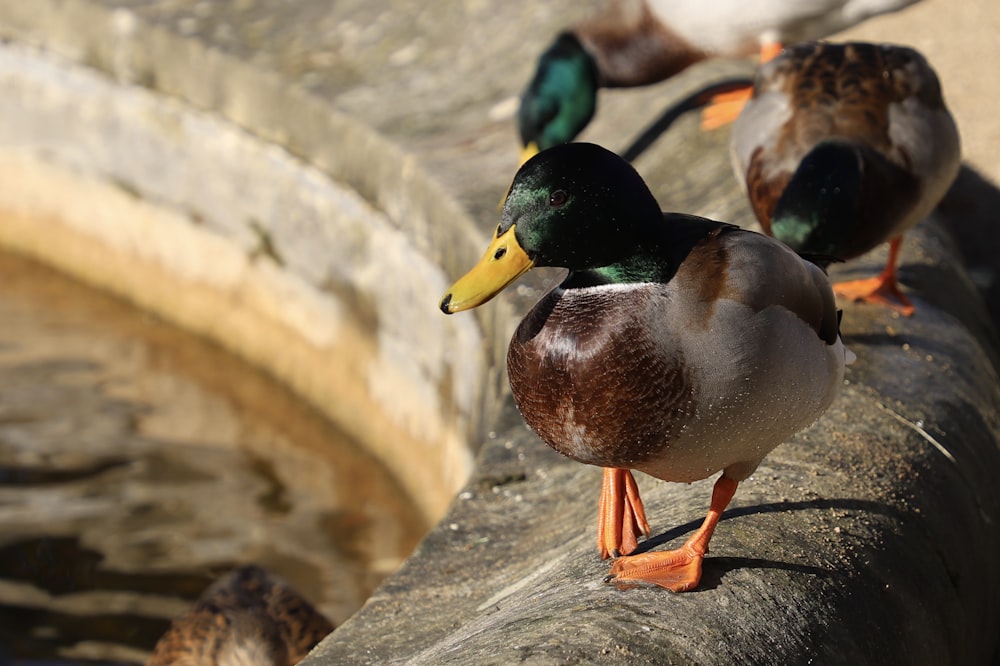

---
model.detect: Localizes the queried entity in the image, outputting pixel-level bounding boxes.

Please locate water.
[0,247,426,663]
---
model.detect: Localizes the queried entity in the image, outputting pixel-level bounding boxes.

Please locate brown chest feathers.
[507,286,694,468]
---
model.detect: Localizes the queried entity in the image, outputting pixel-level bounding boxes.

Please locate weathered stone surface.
[0,0,997,663]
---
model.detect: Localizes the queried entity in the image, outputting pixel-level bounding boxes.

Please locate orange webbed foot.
[833,276,915,317]
[699,87,753,130]
[596,468,650,559]
[606,544,705,592]
[834,237,914,317]
[605,475,739,592]
[699,42,782,131]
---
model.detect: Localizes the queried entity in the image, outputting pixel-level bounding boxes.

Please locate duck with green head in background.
[440,143,850,591]
[517,0,923,164]
[731,41,961,317]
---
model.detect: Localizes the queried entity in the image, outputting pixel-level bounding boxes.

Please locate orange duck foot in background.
[833,237,915,317]
[700,42,784,130]
[606,474,738,592]
[597,467,651,559]
[699,87,754,130]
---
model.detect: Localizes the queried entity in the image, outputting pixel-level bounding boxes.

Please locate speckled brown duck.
[440,143,849,591]
[517,0,923,162]
[731,41,961,316]
[147,565,333,666]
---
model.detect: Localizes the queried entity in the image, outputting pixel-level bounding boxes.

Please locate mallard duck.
[440,143,848,591]
[147,565,334,666]
[517,0,922,162]
[731,41,961,317]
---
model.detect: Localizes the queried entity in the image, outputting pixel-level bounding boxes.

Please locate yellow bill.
[519,142,540,167]
[440,225,534,314]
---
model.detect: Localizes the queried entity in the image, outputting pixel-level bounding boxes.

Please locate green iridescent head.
[440,143,663,314]
[517,33,599,162]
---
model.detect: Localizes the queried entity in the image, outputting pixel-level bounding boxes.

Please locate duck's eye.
[549,190,568,207]
[494,247,507,260]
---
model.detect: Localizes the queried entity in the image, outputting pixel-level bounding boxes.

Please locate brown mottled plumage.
[732,41,961,315]
[504,218,842,486]
[440,143,848,591]
[147,566,333,666]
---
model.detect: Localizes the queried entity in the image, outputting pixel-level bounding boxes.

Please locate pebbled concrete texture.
[0,0,997,663]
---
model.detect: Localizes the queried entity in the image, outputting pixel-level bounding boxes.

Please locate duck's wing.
[673,222,841,346]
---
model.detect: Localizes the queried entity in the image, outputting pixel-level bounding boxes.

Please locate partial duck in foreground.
[147,565,334,666]
[731,41,961,317]
[517,0,922,162]
[440,143,849,591]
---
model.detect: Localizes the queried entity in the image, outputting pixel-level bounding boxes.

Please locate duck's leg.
[606,474,738,592]
[833,237,915,317]
[597,468,650,559]
[700,41,783,130]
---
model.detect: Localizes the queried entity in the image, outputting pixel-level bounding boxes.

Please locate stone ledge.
[309,211,1000,663]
